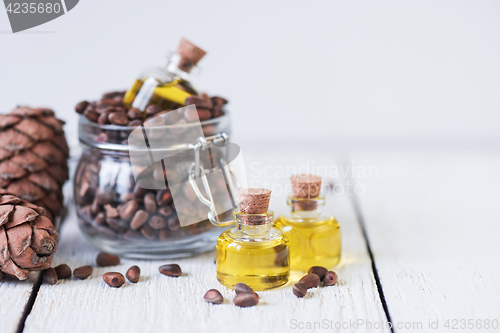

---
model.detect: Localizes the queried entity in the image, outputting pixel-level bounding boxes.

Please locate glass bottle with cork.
[123,38,206,112]
[216,189,290,291]
[274,175,341,272]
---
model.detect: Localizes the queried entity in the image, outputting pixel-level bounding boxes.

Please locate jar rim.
[78,113,228,131]
[78,112,231,151]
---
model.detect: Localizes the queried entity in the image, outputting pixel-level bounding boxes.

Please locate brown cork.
[176,38,207,73]
[238,188,271,214]
[290,174,322,198]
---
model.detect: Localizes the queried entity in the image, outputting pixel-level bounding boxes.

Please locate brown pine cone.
[0,107,69,223]
[0,190,58,280]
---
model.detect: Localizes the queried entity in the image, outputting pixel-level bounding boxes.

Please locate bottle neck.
[165,52,196,80]
[237,223,272,237]
[233,209,274,238]
[287,195,325,219]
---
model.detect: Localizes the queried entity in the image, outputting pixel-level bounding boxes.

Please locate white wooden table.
[2,145,499,333]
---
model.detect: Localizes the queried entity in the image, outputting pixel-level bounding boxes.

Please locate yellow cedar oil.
[123,38,205,111]
[274,213,341,272]
[123,77,197,111]
[216,210,290,291]
[274,174,341,272]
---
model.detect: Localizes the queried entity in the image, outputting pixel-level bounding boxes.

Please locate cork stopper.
[238,188,271,214]
[291,174,322,198]
[176,38,207,73]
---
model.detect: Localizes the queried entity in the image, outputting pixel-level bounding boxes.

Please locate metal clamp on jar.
[187,133,242,228]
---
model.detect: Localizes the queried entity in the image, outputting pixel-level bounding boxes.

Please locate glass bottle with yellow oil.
[274,175,341,272]
[216,189,290,291]
[123,38,206,112]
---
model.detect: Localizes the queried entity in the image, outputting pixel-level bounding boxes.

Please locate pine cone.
[0,190,58,280]
[0,107,69,223]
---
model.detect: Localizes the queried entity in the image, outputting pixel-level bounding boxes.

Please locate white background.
[1,0,499,149]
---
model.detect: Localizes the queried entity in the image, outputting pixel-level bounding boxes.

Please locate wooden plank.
[0,274,38,333]
[353,151,500,331]
[0,156,73,333]
[24,150,388,333]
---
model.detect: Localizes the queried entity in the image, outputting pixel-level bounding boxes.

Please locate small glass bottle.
[216,189,290,291]
[274,175,341,272]
[123,38,206,111]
